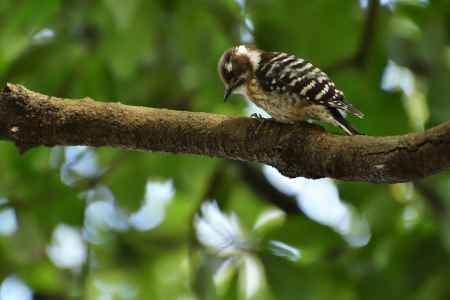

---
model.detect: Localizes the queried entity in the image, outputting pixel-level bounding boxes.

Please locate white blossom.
[195,201,248,257]
[194,201,300,299]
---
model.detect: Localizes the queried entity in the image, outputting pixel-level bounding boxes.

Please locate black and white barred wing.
[256,52,364,118]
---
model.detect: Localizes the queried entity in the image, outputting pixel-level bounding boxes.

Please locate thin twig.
[326,0,380,72]
[414,181,447,217]
[237,163,301,215]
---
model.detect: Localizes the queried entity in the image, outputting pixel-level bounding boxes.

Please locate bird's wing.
[256,53,364,118]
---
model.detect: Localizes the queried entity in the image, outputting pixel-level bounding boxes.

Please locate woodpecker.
[218,45,364,135]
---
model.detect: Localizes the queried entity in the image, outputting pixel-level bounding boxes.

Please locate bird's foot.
[250,113,273,136]
[251,113,267,121]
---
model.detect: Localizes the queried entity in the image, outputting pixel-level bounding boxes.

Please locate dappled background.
[1,0,450,299]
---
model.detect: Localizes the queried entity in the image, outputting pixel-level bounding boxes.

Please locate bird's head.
[218,45,261,101]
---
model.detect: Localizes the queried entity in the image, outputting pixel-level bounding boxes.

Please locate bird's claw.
[250,113,271,136]
[251,113,266,121]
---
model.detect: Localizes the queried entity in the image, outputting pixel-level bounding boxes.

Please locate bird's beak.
[224,86,233,102]
[224,78,244,102]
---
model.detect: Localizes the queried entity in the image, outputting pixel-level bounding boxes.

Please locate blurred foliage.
[0,0,450,300]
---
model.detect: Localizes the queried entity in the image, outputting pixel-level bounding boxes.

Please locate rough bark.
[1,83,449,183]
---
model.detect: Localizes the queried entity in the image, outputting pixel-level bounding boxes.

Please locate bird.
[217,45,364,135]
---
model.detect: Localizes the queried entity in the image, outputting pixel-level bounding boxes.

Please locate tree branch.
[326,0,379,72]
[1,83,449,183]
[414,181,447,217]
[237,163,300,214]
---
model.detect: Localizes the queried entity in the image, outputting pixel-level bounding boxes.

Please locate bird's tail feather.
[342,100,364,119]
[329,99,364,119]
[327,107,363,135]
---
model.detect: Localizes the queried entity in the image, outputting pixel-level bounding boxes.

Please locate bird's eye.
[231,60,244,77]
[220,63,233,83]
